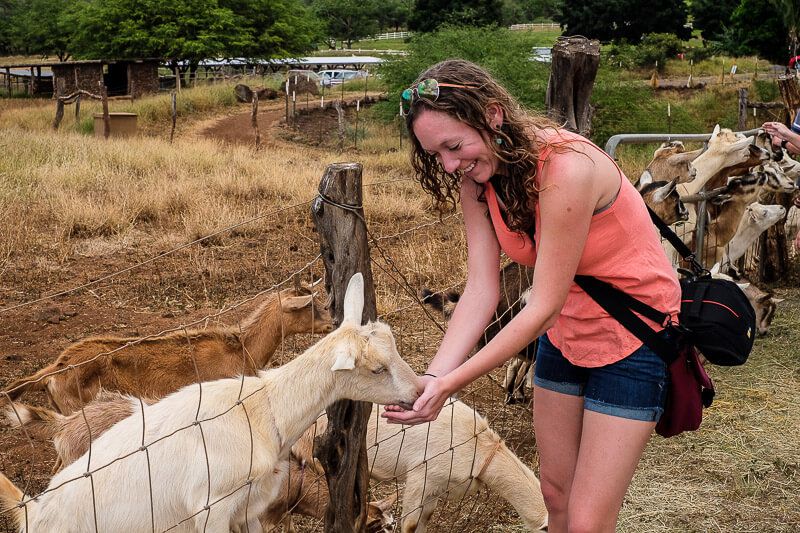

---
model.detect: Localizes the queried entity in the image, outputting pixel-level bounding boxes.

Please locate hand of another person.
[762,121,791,144]
[382,374,453,425]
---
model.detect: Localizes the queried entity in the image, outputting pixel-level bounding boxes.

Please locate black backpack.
[576,206,756,367]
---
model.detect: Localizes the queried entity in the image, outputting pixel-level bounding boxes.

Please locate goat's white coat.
[297,399,548,533]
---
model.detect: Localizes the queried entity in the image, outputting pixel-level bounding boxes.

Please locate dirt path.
[183,92,385,147]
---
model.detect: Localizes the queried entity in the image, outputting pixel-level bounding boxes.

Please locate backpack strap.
[646,205,708,276]
[574,275,679,364]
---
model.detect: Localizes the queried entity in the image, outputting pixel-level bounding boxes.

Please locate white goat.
[3,392,397,532]
[0,273,420,533]
[719,203,787,267]
[295,399,548,533]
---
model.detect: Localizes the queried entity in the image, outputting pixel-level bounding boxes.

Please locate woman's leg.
[566,412,655,533]
[533,385,584,532]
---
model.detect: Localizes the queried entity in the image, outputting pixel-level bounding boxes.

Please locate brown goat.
[3,392,395,531]
[637,140,701,186]
[3,286,333,414]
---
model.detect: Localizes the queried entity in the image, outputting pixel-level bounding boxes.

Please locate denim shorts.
[533,333,668,422]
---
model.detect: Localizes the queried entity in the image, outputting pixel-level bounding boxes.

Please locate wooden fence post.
[99,84,110,139]
[52,79,65,130]
[170,92,178,143]
[738,88,748,131]
[251,91,260,149]
[311,162,374,533]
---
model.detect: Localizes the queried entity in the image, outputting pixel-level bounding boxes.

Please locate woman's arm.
[424,177,502,378]
[385,142,611,424]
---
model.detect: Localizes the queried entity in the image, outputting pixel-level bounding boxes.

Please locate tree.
[311,0,380,48]
[502,0,562,25]
[220,0,322,58]
[70,0,241,63]
[8,0,73,60]
[378,0,413,32]
[409,0,504,33]
[689,0,740,42]
[556,0,690,43]
[773,0,799,55]
[721,0,788,63]
[68,0,320,75]
[0,0,13,55]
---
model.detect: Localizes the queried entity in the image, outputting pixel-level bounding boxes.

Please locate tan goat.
[637,140,701,186]
[3,284,333,414]
[3,392,396,531]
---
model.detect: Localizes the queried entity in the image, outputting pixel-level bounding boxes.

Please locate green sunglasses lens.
[401,88,413,115]
[417,79,439,97]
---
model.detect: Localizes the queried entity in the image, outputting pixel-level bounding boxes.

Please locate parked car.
[319,69,367,87]
[529,47,552,63]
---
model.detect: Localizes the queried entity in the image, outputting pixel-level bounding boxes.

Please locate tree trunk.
[311,162,376,533]
[545,36,601,137]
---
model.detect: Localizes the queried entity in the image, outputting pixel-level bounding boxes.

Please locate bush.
[375,25,552,120]
[608,33,688,71]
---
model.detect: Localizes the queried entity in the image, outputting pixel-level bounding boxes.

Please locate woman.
[382,59,681,532]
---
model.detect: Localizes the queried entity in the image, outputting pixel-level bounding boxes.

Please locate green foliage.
[68,0,319,63]
[311,0,380,48]
[8,0,73,60]
[689,0,739,42]
[751,79,780,102]
[557,0,690,43]
[606,33,685,70]
[409,0,503,33]
[719,0,788,64]
[501,0,562,24]
[375,26,551,119]
[0,0,12,54]
[377,0,413,32]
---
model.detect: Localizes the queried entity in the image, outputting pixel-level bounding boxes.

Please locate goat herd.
[0,125,797,532]
[0,275,548,532]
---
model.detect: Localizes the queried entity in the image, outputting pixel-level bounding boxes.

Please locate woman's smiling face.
[412,109,500,183]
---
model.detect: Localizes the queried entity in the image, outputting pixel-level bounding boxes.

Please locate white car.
[319,69,367,87]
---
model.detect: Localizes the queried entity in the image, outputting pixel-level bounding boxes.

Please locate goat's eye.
[372,366,386,375]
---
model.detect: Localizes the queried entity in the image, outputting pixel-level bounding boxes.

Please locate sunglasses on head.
[400,78,475,116]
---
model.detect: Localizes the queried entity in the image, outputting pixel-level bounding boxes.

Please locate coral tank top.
[484,130,681,367]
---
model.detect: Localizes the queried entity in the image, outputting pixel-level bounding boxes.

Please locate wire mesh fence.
[0,177,548,532]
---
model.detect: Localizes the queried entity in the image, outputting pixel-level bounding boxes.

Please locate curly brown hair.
[404,59,558,234]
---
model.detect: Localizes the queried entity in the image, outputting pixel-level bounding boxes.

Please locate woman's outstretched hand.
[382,374,454,425]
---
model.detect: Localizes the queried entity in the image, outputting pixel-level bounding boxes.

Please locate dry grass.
[0,87,798,532]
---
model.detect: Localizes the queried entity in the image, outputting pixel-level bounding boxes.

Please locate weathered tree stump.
[311,162,376,533]
[777,75,800,121]
[545,36,601,136]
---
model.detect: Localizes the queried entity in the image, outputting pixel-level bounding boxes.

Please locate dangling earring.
[494,125,504,145]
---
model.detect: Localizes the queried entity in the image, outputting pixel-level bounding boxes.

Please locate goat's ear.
[330,345,356,371]
[711,124,720,138]
[772,297,785,304]
[736,282,751,290]
[341,272,364,325]
[370,493,398,514]
[651,179,676,202]
[281,295,314,311]
[637,170,653,189]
